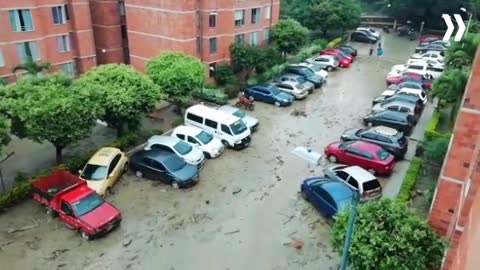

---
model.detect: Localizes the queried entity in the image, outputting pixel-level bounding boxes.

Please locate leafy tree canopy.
[304,0,361,32]
[230,44,280,80]
[0,74,102,164]
[12,58,51,76]
[272,18,309,57]
[0,116,10,154]
[431,68,469,103]
[146,52,204,106]
[78,64,160,136]
[332,199,446,270]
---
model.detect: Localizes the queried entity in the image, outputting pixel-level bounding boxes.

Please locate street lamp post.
[460,7,473,36]
[339,191,360,270]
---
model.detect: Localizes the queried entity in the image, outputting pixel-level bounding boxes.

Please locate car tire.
[301,189,309,201]
[366,121,373,127]
[328,155,337,163]
[327,66,334,72]
[171,181,179,189]
[203,152,212,159]
[80,230,92,241]
[46,207,58,217]
[221,140,230,148]
[367,168,377,175]
[135,171,143,178]
[274,101,281,107]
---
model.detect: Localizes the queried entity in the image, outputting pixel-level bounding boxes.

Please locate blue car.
[244,84,294,107]
[300,177,354,217]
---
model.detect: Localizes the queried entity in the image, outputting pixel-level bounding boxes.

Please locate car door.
[346,176,360,192]
[249,88,262,101]
[278,83,293,95]
[263,89,275,103]
[360,151,376,171]
[139,157,157,179]
[311,187,336,216]
[106,153,122,188]
[59,201,79,230]
[253,88,267,102]
[151,160,170,184]
[334,170,350,185]
[187,135,202,148]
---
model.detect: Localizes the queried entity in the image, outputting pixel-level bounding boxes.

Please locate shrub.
[425,136,450,164]
[398,158,423,203]
[171,117,184,128]
[14,172,29,184]
[224,84,243,98]
[214,64,236,86]
[424,112,442,141]
[192,88,228,105]
[327,37,344,49]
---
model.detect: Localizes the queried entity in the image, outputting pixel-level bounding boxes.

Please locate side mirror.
[78,170,82,175]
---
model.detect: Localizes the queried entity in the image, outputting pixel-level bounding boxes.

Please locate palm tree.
[12,58,51,76]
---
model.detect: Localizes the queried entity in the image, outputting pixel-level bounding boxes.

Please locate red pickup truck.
[32,170,122,240]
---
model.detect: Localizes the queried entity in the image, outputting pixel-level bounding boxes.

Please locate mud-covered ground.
[0,34,419,270]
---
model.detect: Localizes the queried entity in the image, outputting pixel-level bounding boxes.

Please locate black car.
[337,45,357,57]
[341,126,408,159]
[350,31,378,43]
[283,66,324,88]
[363,111,415,135]
[130,149,199,188]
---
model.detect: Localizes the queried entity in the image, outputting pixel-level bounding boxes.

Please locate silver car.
[217,105,259,132]
[276,74,315,94]
[295,62,329,81]
[370,100,418,120]
[307,55,339,71]
[144,135,205,168]
[273,81,308,99]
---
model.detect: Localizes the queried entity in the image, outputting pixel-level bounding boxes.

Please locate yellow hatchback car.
[79,147,129,197]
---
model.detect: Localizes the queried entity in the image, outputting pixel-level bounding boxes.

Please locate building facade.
[428,47,480,270]
[0,0,97,81]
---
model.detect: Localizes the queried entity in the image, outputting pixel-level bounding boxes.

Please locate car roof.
[280,73,302,79]
[399,88,423,93]
[173,125,202,136]
[341,165,377,182]
[138,148,177,163]
[321,181,354,201]
[381,90,396,96]
[275,80,298,86]
[186,104,241,124]
[88,147,122,166]
[147,135,179,147]
[217,105,240,114]
[350,140,383,152]
[315,55,335,60]
[384,100,416,108]
[371,126,400,136]
[380,110,409,118]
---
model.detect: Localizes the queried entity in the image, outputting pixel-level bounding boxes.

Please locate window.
[0,49,4,67]
[250,31,259,46]
[317,188,335,207]
[234,34,245,45]
[108,154,122,175]
[335,171,349,181]
[265,5,271,19]
[221,124,232,135]
[142,157,154,167]
[205,119,218,129]
[61,201,73,215]
[57,34,71,52]
[176,134,185,140]
[234,10,245,27]
[209,12,216,27]
[187,136,199,145]
[263,27,270,41]
[52,6,69,24]
[61,62,76,77]
[152,161,166,171]
[16,41,40,63]
[209,37,217,53]
[251,8,260,24]
[151,144,173,152]
[279,84,293,90]
[361,151,374,160]
[346,148,361,156]
[186,113,203,123]
[347,178,359,189]
[9,9,34,32]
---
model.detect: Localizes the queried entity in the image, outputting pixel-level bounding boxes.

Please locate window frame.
[186,113,203,124]
[221,124,232,135]
[263,27,270,41]
[234,34,245,45]
[250,31,259,46]
[205,119,218,129]
[209,37,217,54]
[52,6,68,25]
[209,12,217,28]
[57,34,71,53]
[264,5,271,20]
[16,41,40,63]
[251,8,260,24]
[61,62,76,77]
[234,10,245,27]
[9,9,34,32]
[0,48,5,67]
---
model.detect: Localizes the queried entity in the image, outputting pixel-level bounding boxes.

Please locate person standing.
[369,44,374,56]
[377,42,384,56]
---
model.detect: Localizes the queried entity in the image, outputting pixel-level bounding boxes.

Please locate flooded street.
[0,34,419,270]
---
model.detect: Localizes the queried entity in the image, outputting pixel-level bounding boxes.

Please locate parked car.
[323,165,383,201]
[419,40,450,48]
[297,62,329,80]
[370,100,419,123]
[372,90,397,105]
[300,177,354,217]
[419,34,442,44]
[356,27,381,39]
[380,94,424,112]
[350,30,378,43]
[307,55,339,71]
[363,110,416,134]
[217,105,259,132]
[171,125,225,159]
[410,51,445,63]
[185,104,251,149]
[79,147,129,197]
[415,43,448,53]
[338,44,358,57]
[244,84,294,107]
[386,74,433,90]
[273,81,309,99]
[283,65,324,88]
[276,74,315,93]
[130,149,199,188]
[387,60,443,79]
[341,126,408,159]
[388,81,424,91]
[319,50,352,67]
[396,88,428,104]
[144,135,205,168]
[32,170,122,240]
[324,48,353,62]
[324,140,395,175]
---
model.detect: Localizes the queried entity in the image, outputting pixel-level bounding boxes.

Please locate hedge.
[0,129,162,211]
[397,158,423,203]
[424,111,442,141]
[327,37,344,49]
[192,88,228,105]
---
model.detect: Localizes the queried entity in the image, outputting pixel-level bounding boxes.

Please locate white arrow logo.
[442,14,467,41]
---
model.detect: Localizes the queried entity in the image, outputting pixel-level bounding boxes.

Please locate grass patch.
[410,163,441,218]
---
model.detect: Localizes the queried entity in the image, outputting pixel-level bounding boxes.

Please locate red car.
[419,34,443,44]
[386,73,433,90]
[324,140,395,175]
[320,50,352,67]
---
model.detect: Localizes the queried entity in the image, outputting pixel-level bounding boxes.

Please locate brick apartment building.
[0,0,279,82]
[0,0,97,81]
[429,47,480,270]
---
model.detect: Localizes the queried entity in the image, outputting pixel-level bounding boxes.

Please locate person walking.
[377,42,384,57]
[369,44,374,56]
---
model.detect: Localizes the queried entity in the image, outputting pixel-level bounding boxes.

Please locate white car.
[410,51,445,63]
[306,55,339,71]
[397,88,428,104]
[273,81,309,99]
[297,62,329,81]
[388,60,443,79]
[144,135,205,168]
[171,125,225,159]
[356,27,381,39]
[217,105,259,132]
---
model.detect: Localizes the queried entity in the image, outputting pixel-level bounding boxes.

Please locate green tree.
[432,68,469,104]
[12,58,51,76]
[230,45,279,81]
[272,18,309,59]
[0,116,10,154]
[146,52,204,109]
[303,0,361,32]
[425,136,450,165]
[78,64,160,137]
[0,78,8,86]
[446,33,480,69]
[1,74,101,164]
[332,199,446,270]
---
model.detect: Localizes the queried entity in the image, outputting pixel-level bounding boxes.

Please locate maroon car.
[386,73,433,90]
[324,140,396,175]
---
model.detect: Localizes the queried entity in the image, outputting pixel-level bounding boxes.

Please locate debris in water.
[122,239,133,247]
[290,109,307,117]
[205,200,210,205]
[224,229,240,235]
[232,187,242,195]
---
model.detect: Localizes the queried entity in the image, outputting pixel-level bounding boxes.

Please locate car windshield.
[232,109,246,119]
[303,68,315,76]
[297,76,307,84]
[377,149,390,160]
[72,193,104,216]
[164,156,187,172]
[173,141,193,155]
[81,164,108,181]
[295,83,304,89]
[230,120,248,135]
[355,129,366,136]
[196,130,213,144]
[363,180,381,190]
[310,63,322,71]
[270,86,281,95]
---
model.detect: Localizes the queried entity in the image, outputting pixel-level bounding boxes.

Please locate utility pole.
[339,191,360,270]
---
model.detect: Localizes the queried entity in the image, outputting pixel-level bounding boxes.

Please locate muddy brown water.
[0,34,418,270]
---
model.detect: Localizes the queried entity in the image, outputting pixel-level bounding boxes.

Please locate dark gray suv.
[340,126,408,159]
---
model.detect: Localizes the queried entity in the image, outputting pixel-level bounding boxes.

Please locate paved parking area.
[0,34,423,270]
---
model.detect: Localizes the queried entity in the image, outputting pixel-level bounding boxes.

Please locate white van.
[184,104,252,149]
[397,88,428,104]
